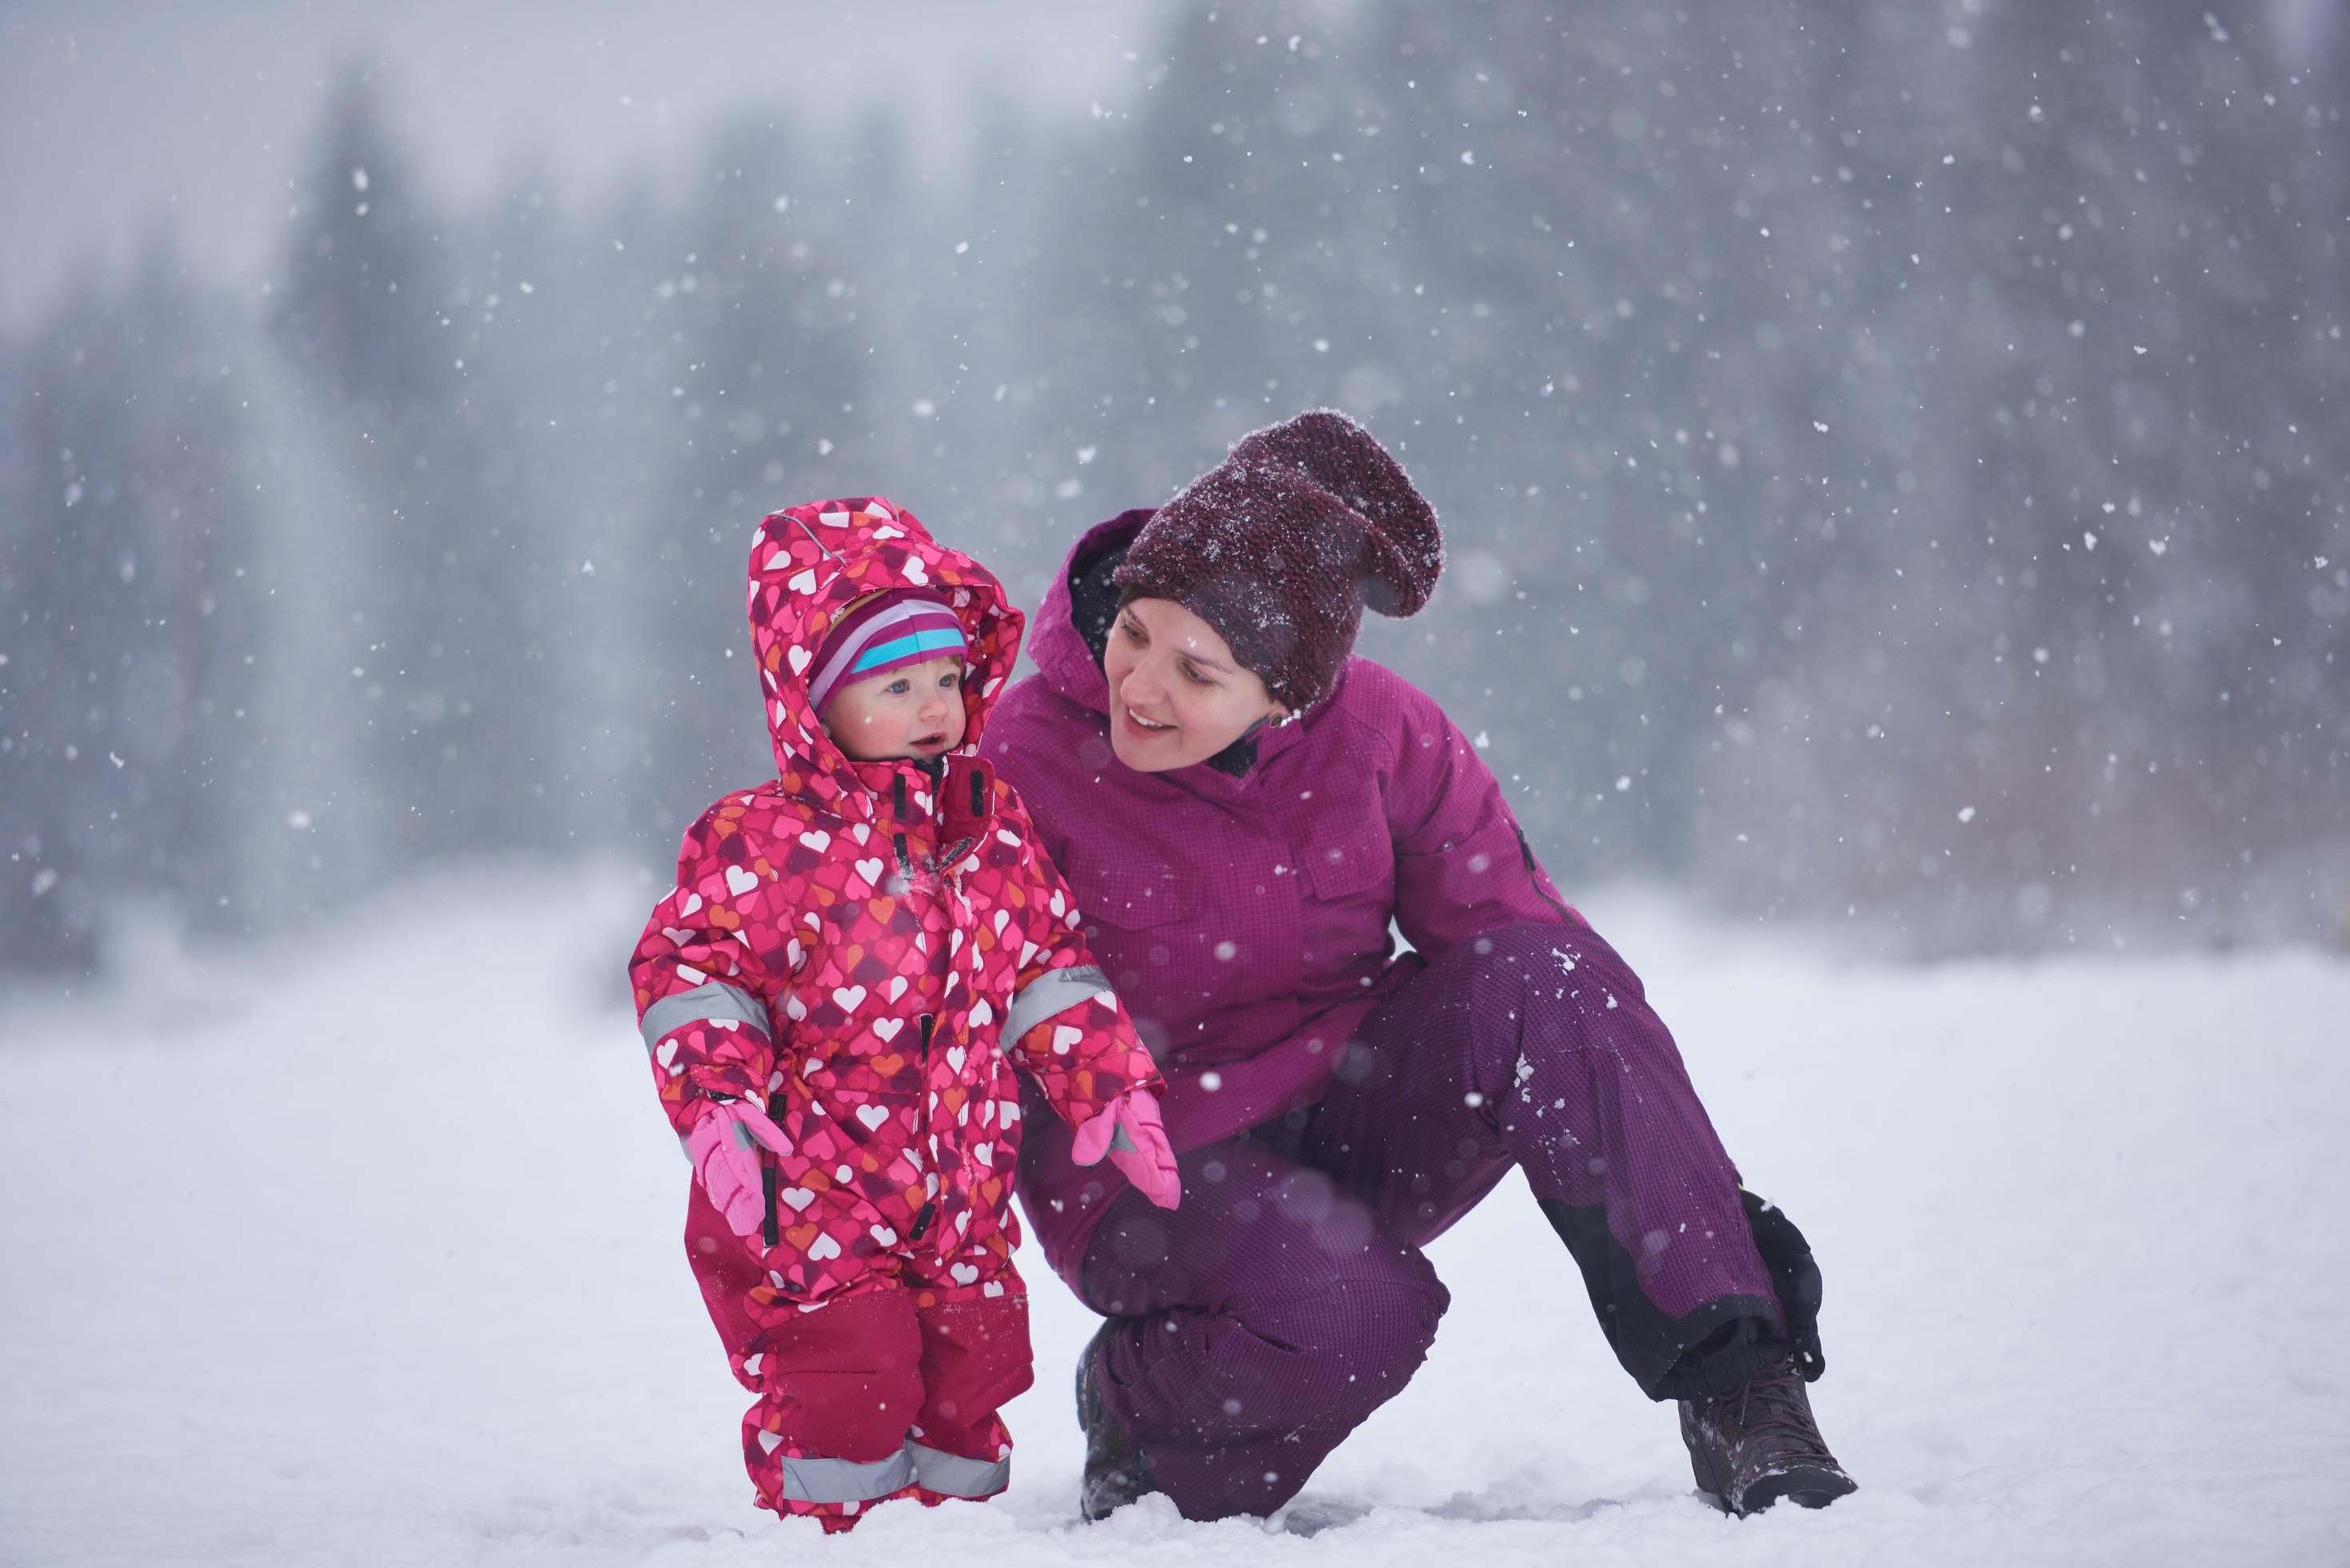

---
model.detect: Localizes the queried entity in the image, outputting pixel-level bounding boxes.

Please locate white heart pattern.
[787,645,812,675]
[870,1224,898,1246]
[945,1046,967,1074]
[1053,1024,1083,1056]
[799,829,831,853]
[833,985,868,1013]
[806,1232,842,1262]
[725,865,759,898]
[787,567,819,594]
[855,857,885,889]
[780,1187,816,1212]
[887,976,907,1002]
[951,1262,979,1285]
[855,1104,891,1130]
[872,1018,904,1042]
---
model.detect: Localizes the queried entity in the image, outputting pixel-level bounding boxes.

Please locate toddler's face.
[823,655,967,761]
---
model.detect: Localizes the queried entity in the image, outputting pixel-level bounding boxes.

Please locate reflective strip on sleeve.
[906,1439,1011,1498]
[777,1447,915,1504]
[1001,963,1111,1047]
[639,981,771,1054]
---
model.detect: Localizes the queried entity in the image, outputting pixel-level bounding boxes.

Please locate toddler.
[631,496,1178,1530]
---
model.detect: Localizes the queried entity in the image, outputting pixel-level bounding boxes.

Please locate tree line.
[3,0,2344,970]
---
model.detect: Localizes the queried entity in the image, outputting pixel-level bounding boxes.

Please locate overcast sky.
[0,0,1163,326]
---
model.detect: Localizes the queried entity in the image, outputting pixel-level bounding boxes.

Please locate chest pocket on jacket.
[1067,851,1202,930]
[1303,823,1393,903]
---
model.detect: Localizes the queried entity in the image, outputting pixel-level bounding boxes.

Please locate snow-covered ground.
[4,864,2345,1566]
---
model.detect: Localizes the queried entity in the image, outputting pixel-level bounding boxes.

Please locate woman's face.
[1103,596,1286,772]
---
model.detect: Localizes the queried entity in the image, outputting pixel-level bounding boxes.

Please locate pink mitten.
[684,1098,794,1239]
[1071,1090,1182,1210]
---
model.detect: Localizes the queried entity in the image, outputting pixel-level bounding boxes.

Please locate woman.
[978,410,1854,1522]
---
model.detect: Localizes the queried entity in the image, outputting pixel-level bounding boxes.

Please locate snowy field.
[4,863,2346,1567]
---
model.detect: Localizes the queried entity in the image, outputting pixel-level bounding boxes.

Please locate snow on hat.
[1113,409,1442,714]
[806,588,969,717]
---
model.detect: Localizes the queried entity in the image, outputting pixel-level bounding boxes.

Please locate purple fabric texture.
[981,512,1788,1519]
[1075,919,1779,1520]
[980,510,1580,1284]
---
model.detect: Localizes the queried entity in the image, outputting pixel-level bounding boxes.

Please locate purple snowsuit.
[980,511,1796,1520]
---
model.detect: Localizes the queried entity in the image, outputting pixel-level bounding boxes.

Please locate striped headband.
[806,588,969,717]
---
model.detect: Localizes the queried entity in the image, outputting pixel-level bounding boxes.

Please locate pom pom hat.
[1113,409,1443,715]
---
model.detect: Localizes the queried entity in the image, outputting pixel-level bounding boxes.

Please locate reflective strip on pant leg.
[907,1439,1011,1498]
[1001,964,1114,1050]
[639,982,771,1054]
[777,1447,915,1504]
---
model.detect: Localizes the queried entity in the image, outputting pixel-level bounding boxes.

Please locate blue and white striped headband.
[807,589,968,715]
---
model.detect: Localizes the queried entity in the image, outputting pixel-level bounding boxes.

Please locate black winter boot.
[1678,1359,1856,1516]
[1075,1320,1158,1522]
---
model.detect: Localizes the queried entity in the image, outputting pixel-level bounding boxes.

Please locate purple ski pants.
[1078,920,1787,1520]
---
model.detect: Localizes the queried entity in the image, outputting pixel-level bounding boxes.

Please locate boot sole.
[1707,1462,1858,1517]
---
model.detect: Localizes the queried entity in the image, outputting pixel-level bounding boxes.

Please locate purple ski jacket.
[980,510,1581,1286]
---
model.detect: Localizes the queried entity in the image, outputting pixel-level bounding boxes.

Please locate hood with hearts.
[746,497,1022,817]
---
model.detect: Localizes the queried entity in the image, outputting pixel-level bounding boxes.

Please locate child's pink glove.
[1071,1090,1181,1210]
[684,1098,794,1240]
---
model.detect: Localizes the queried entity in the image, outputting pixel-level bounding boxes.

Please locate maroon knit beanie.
[1113,409,1442,714]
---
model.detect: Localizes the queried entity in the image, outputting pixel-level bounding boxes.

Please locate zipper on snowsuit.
[761,1089,783,1248]
[908,1010,938,1242]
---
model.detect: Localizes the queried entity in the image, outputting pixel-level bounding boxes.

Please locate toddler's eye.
[939,671,962,689]
[886,678,911,695]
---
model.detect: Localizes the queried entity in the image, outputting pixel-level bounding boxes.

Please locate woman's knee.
[1242,1263,1448,1406]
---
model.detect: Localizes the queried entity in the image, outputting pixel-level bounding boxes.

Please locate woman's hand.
[1071,1090,1182,1210]
[684,1096,794,1239]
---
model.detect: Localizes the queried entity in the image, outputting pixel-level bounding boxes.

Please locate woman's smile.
[1119,703,1176,738]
